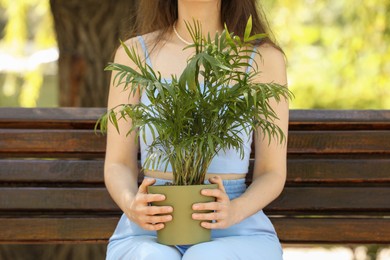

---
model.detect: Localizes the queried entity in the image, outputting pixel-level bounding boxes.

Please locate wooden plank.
[272,217,390,244]
[1,187,389,212]
[2,158,389,184]
[289,110,390,131]
[0,129,106,156]
[0,160,104,183]
[1,108,389,127]
[288,131,390,154]
[247,158,390,183]
[269,187,390,212]
[290,110,390,125]
[0,217,119,242]
[0,217,388,244]
[1,129,389,156]
[0,107,105,129]
[286,158,390,183]
[0,188,117,211]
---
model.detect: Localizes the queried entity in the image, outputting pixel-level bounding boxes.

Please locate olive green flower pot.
[147,184,218,245]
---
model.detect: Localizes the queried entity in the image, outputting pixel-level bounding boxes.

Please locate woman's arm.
[230,44,289,223]
[104,38,172,230]
[193,44,289,228]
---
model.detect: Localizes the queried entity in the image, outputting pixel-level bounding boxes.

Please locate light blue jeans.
[106,178,283,259]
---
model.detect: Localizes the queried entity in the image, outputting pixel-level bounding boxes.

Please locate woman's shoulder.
[253,42,287,85]
[256,42,285,66]
[122,30,162,48]
[113,30,161,62]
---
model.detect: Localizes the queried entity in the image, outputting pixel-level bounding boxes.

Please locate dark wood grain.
[0,188,116,211]
[290,110,390,125]
[0,107,104,124]
[287,131,390,154]
[269,187,390,212]
[289,110,390,131]
[1,187,388,213]
[272,217,390,244]
[285,158,390,183]
[2,158,389,184]
[0,160,104,183]
[1,130,389,157]
[0,129,106,157]
[0,217,388,244]
[0,217,118,242]
[0,108,389,244]
[1,108,389,127]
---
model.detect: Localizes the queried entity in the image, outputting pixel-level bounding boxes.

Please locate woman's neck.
[175,1,223,44]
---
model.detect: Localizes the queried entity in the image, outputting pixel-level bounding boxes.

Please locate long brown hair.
[131,0,279,48]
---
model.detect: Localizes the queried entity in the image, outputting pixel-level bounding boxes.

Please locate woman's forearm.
[104,163,139,213]
[231,172,286,223]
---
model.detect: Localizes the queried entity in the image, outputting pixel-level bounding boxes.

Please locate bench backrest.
[0,108,389,244]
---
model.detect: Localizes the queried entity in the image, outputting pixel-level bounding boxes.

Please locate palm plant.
[97,17,293,185]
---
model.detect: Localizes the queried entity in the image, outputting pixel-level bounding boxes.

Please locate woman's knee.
[130,246,181,260]
[182,241,232,260]
[107,236,181,260]
[182,236,283,260]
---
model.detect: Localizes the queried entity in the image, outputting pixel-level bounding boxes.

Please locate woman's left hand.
[192,176,238,229]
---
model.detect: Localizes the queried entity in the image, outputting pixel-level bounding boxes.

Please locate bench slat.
[288,131,390,154]
[0,107,104,129]
[0,129,105,156]
[1,130,389,157]
[272,217,390,244]
[1,158,390,184]
[0,217,388,244]
[0,217,117,242]
[1,108,389,130]
[1,187,389,212]
[0,160,104,183]
[0,188,116,211]
[270,187,390,212]
[289,110,390,130]
[271,158,390,183]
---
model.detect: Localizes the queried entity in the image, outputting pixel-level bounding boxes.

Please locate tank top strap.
[246,46,258,74]
[137,35,153,68]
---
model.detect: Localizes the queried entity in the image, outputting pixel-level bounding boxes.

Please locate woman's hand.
[124,178,173,231]
[192,176,238,229]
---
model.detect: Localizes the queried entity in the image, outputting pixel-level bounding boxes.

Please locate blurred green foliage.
[0,0,57,107]
[263,0,390,109]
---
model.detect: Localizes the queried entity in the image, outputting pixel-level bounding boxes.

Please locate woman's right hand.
[124,178,173,231]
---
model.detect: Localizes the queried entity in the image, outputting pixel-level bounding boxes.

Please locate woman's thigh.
[182,235,283,260]
[106,235,181,260]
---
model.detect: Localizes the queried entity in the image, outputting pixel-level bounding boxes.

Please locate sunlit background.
[263,0,390,109]
[0,0,389,108]
[0,0,57,107]
[0,0,389,259]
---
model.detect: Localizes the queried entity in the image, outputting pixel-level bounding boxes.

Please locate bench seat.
[0,108,389,244]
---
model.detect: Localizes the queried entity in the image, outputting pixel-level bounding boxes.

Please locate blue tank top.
[137,35,255,174]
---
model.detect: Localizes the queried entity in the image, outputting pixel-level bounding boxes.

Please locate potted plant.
[97,17,292,245]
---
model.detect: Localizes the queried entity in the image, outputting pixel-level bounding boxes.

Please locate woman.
[105,0,289,259]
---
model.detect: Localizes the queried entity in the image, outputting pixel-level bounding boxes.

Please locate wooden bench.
[0,107,389,244]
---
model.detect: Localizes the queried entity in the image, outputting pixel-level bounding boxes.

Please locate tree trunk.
[50,0,137,107]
